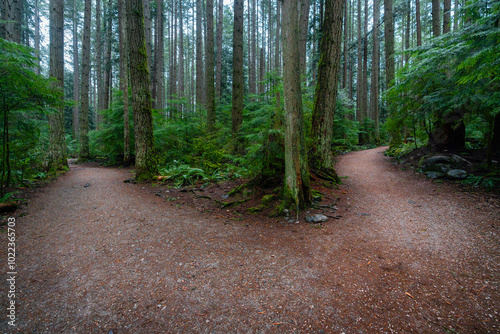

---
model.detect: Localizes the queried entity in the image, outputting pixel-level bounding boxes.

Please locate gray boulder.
[447,169,468,179]
[426,171,445,179]
[305,214,328,223]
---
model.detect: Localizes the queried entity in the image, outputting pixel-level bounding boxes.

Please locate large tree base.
[311,166,340,184]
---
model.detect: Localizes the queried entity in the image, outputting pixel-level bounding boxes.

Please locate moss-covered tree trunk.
[127,0,158,180]
[282,0,311,209]
[310,0,344,183]
[78,0,91,161]
[47,0,68,172]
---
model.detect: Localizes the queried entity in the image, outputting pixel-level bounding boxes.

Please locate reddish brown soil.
[1,146,499,333]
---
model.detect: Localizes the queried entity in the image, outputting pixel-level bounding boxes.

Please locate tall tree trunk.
[143,0,153,89]
[79,0,91,160]
[216,0,223,99]
[249,0,257,97]
[432,0,441,37]
[282,0,311,209]
[177,0,183,112]
[342,0,348,90]
[1,0,22,43]
[206,0,216,131]
[127,0,158,180]
[72,0,80,139]
[405,0,410,64]
[231,0,244,147]
[48,0,68,171]
[275,0,281,74]
[35,0,41,74]
[443,0,451,33]
[356,0,363,139]
[371,0,380,142]
[416,0,422,46]
[103,0,113,114]
[361,0,368,134]
[311,0,344,182]
[118,0,130,165]
[196,0,204,107]
[299,0,311,79]
[95,0,103,127]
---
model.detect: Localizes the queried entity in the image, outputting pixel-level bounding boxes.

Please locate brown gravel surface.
[1,146,499,333]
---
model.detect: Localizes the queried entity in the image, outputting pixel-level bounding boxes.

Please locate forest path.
[2,147,499,333]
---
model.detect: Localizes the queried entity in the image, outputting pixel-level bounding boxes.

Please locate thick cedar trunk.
[206,0,216,131]
[282,0,311,209]
[127,0,158,180]
[118,0,130,164]
[196,0,204,107]
[72,0,80,139]
[216,0,223,99]
[371,0,380,142]
[232,0,244,145]
[48,0,68,171]
[311,0,344,182]
[78,0,92,160]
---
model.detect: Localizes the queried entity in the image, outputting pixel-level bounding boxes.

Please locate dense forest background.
[1,0,499,205]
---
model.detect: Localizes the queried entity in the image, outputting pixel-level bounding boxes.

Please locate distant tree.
[78,0,92,161]
[206,0,216,131]
[118,0,131,164]
[127,0,158,180]
[232,0,244,148]
[47,0,68,172]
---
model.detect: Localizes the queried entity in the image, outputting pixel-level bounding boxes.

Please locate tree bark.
[206,0,216,131]
[118,0,130,164]
[416,0,422,46]
[311,0,344,182]
[299,0,311,79]
[1,0,22,43]
[249,0,257,96]
[35,0,41,74]
[216,0,223,99]
[432,0,440,37]
[103,0,113,113]
[95,0,103,126]
[177,0,183,112]
[232,0,244,148]
[72,0,80,139]
[196,0,204,107]
[282,0,311,209]
[370,0,380,142]
[48,0,68,171]
[384,0,394,88]
[127,0,158,180]
[79,0,91,161]
[356,0,363,137]
[443,0,451,34]
[143,0,153,88]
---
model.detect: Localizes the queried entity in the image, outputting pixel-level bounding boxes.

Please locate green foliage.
[462,175,500,191]
[385,0,500,150]
[0,38,61,193]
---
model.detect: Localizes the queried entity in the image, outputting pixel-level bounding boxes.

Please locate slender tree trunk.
[342,0,348,90]
[72,0,80,139]
[79,0,91,160]
[216,0,223,99]
[143,0,153,88]
[299,0,311,79]
[206,0,216,131]
[232,0,244,146]
[311,0,344,182]
[282,0,311,209]
[416,0,422,46]
[196,0,204,107]
[177,0,183,112]
[249,0,257,97]
[103,0,113,115]
[384,0,394,88]
[118,0,130,164]
[275,0,281,74]
[95,0,103,127]
[356,0,363,136]
[432,0,441,37]
[361,0,368,132]
[405,0,410,64]
[48,0,68,171]
[443,0,451,33]
[127,0,158,180]
[371,0,380,142]
[35,0,41,74]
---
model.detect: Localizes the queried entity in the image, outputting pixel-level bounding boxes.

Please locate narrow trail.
[1,147,498,333]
